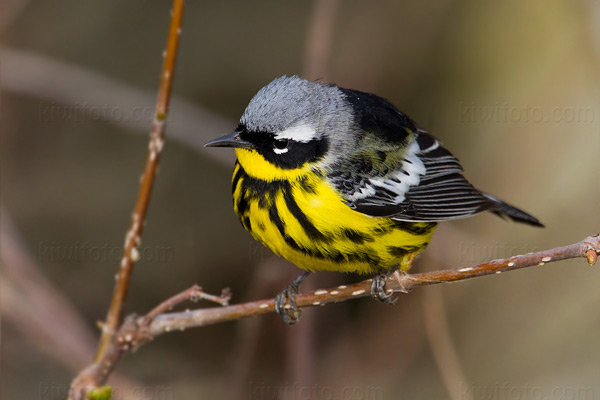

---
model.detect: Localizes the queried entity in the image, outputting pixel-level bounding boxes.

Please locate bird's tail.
[483,193,544,227]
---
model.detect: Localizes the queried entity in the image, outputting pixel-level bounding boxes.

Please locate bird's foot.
[370,271,398,305]
[275,271,310,324]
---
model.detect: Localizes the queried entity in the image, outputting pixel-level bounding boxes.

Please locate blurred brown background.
[1,0,599,399]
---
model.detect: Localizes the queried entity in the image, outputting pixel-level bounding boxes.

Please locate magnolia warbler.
[206,76,543,323]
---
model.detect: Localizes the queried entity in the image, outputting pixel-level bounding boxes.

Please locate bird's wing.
[332,131,492,222]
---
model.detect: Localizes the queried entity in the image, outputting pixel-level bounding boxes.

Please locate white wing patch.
[346,185,377,201]
[347,140,426,204]
[369,141,425,204]
[274,124,318,143]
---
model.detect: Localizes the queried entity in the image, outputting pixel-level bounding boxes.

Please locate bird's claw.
[275,271,310,324]
[370,273,398,304]
[275,287,302,324]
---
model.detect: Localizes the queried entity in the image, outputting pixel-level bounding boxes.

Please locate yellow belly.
[232,150,436,274]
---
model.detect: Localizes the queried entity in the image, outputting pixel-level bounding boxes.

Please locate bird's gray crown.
[240,75,349,138]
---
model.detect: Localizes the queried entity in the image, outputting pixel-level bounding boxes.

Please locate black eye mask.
[239,127,330,170]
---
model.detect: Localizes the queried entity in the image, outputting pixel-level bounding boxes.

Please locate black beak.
[204,131,253,149]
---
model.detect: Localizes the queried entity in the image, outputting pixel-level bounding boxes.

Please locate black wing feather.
[329,91,542,226]
[394,173,490,221]
[347,131,491,221]
[343,132,542,226]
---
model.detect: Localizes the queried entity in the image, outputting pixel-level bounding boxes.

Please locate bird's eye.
[273,139,289,154]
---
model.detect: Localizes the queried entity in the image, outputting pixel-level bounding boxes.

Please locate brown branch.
[149,234,600,333]
[303,0,341,81]
[70,234,598,398]
[0,208,97,370]
[2,47,234,165]
[421,287,472,400]
[95,0,185,361]
[292,0,341,388]
[141,285,231,325]
[69,285,229,400]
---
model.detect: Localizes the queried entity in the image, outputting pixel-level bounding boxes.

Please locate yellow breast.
[232,149,436,274]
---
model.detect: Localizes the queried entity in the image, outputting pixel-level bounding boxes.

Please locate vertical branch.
[285,0,342,392]
[95,0,185,361]
[421,287,472,400]
[303,0,341,81]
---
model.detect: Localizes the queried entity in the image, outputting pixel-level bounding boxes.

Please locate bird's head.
[205,76,355,179]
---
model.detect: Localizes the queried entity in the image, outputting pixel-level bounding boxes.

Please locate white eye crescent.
[273,139,289,154]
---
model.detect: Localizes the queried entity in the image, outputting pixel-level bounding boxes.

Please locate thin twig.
[421,288,473,400]
[70,234,599,397]
[95,0,185,361]
[150,234,600,334]
[224,260,278,399]
[291,0,341,389]
[303,0,341,81]
[0,208,97,369]
[141,285,231,325]
[1,210,149,400]
[1,47,233,164]
[142,285,230,326]
[69,285,228,400]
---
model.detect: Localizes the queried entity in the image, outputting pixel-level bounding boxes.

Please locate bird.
[205,75,543,324]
